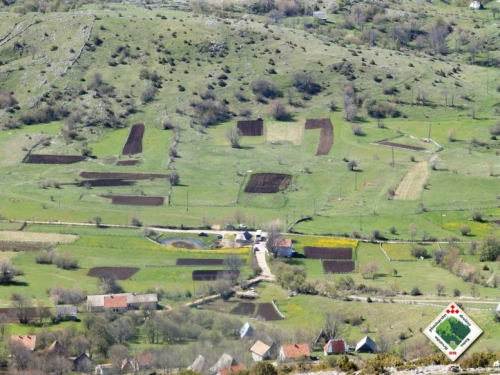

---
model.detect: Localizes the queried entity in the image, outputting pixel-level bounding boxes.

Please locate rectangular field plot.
[80,172,169,180]
[304,247,352,259]
[381,243,417,261]
[244,173,291,193]
[237,119,263,136]
[122,123,145,155]
[230,302,256,317]
[255,302,283,320]
[26,155,86,164]
[100,195,164,206]
[322,260,355,273]
[231,302,283,320]
[192,270,239,280]
[378,141,426,152]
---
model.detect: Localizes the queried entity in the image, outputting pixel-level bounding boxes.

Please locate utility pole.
[428,123,432,141]
[355,172,357,190]
[58,192,60,210]
[392,147,395,165]
[338,181,342,200]
[360,213,362,231]
[313,198,316,215]
[186,190,189,211]
[293,209,295,223]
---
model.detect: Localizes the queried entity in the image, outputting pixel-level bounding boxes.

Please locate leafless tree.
[265,220,283,258]
[361,261,380,280]
[92,216,102,227]
[409,223,417,242]
[107,316,135,344]
[233,209,246,225]
[323,312,346,339]
[226,127,242,149]
[347,160,358,171]
[11,293,32,324]
[98,272,123,294]
[10,341,32,370]
[36,300,50,324]
[468,42,478,64]
[351,124,363,136]
[269,99,288,120]
[44,355,72,375]
[223,254,243,274]
[436,283,445,296]
[0,258,21,284]
[430,154,441,170]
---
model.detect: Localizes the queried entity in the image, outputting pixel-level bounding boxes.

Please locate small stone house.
[250,340,271,362]
[278,343,310,361]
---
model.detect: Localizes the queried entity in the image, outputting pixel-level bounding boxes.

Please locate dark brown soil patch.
[244,173,292,193]
[87,266,139,280]
[305,118,334,156]
[73,179,136,187]
[122,123,145,155]
[323,261,355,273]
[491,220,500,225]
[255,303,283,320]
[26,155,86,164]
[81,172,169,180]
[170,240,196,249]
[0,242,49,251]
[192,270,239,281]
[100,195,164,206]
[304,247,352,259]
[117,160,140,166]
[230,302,256,316]
[177,258,225,266]
[0,307,50,323]
[237,118,264,136]
[379,142,426,152]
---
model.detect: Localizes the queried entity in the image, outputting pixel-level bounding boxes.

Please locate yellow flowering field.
[294,236,358,249]
[381,243,415,261]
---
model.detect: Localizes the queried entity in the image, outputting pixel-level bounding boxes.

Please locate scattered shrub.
[269,99,288,120]
[410,286,422,296]
[250,79,281,99]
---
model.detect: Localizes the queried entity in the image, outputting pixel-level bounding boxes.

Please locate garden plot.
[80,172,169,180]
[0,231,77,244]
[176,258,224,266]
[237,119,263,136]
[244,173,291,193]
[394,162,429,200]
[73,179,136,187]
[100,195,164,206]
[304,247,352,259]
[192,270,239,281]
[322,260,355,273]
[117,160,140,166]
[122,123,145,155]
[378,141,426,152]
[0,242,49,251]
[26,155,86,164]
[87,266,139,280]
[305,118,334,156]
[266,121,304,145]
[230,302,283,320]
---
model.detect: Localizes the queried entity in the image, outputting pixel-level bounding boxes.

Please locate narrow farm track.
[394,161,429,200]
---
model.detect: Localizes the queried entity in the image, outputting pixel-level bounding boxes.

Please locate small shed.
[324,339,349,355]
[469,1,483,9]
[313,11,327,21]
[250,340,271,361]
[355,335,377,353]
[210,353,238,374]
[273,238,293,257]
[95,364,114,375]
[188,355,206,373]
[242,231,253,241]
[73,353,92,372]
[240,322,254,338]
[279,343,310,361]
[55,305,77,320]
[46,340,65,356]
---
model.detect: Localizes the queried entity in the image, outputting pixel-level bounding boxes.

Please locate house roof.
[74,353,91,364]
[242,231,253,240]
[219,364,245,375]
[281,343,310,358]
[11,335,36,351]
[188,355,206,373]
[47,340,65,355]
[55,305,77,317]
[313,11,327,19]
[250,340,271,357]
[104,295,128,309]
[87,293,157,307]
[324,339,348,354]
[273,238,292,248]
[355,335,377,352]
[210,353,236,373]
[239,322,254,338]
[96,364,114,375]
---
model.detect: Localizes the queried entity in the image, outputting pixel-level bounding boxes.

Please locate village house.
[11,335,36,351]
[239,322,254,338]
[313,11,327,22]
[209,353,241,375]
[95,363,114,375]
[273,238,293,257]
[278,343,310,362]
[46,340,65,356]
[324,339,349,355]
[54,305,77,320]
[73,353,92,373]
[87,293,157,312]
[355,335,377,353]
[218,364,245,375]
[250,340,271,362]
[188,355,207,373]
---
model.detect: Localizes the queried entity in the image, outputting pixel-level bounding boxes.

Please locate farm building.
[240,322,254,338]
[46,340,65,356]
[469,1,483,8]
[209,353,239,375]
[324,339,349,355]
[121,352,154,373]
[313,11,327,21]
[273,238,293,257]
[73,353,92,372]
[11,335,36,351]
[236,232,253,243]
[188,355,207,373]
[55,305,77,320]
[250,340,271,361]
[355,335,377,353]
[95,364,114,375]
[279,343,310,361]
[218,364,245,375]
[87,293,157,312]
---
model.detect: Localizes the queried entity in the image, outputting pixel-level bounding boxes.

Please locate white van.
[255,230,262,241]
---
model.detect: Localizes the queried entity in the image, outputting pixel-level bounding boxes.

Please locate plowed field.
[192,270,239,280]
[230,302,256,316]
[322,260,355,273]
[255,303,283,320]
[305,118,334,156]
[87,266,140,280]
[237,119,264,136]
[117,160,140,166]
[81,172,169,179]
[100,195,164,206]
[244,173,291,193]
[304,247,352,259]
[26,155,86,164]
[74,179,136,187]
[176,259,224,266]
[122,123,145,155]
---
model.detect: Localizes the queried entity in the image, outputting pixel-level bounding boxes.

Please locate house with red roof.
[324,339,349,355]
[218,363,245,375]
[278,343,310,362]
[272,238,293,257]
[104,295,128,313]
[11,334,36,351]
